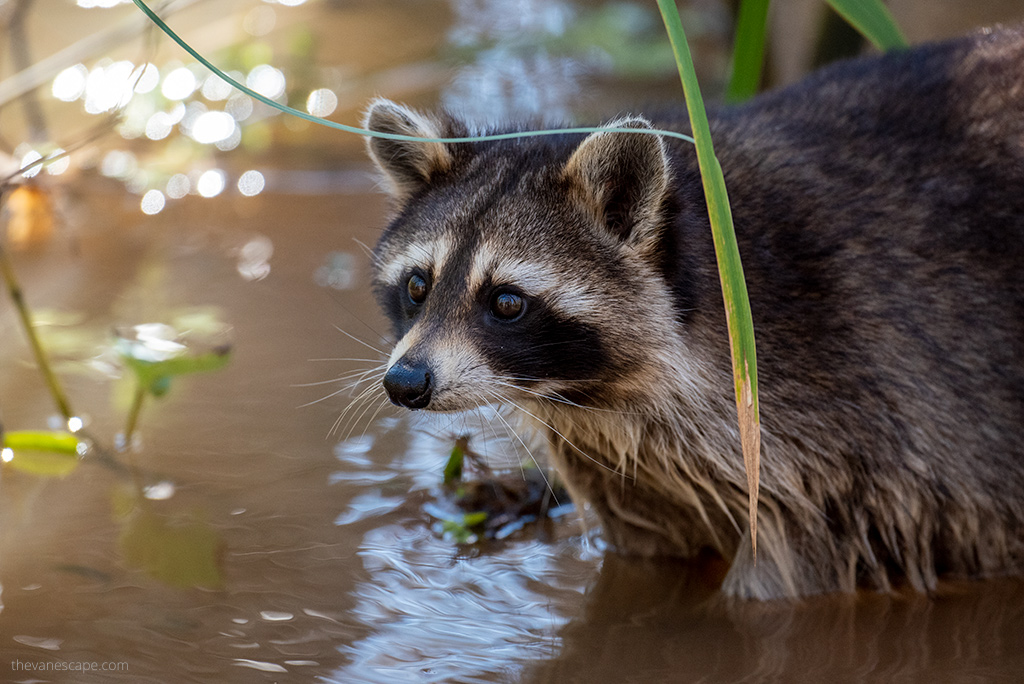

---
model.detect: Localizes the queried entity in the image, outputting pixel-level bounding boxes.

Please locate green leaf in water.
[114,323,232,397]
[462,511,488,527]
[121,346,232,393]
[1,430,82,477]
[440,511,488,544]
[443,436,468,485]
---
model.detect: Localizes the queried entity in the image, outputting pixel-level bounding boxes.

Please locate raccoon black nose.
[383,359,433,409]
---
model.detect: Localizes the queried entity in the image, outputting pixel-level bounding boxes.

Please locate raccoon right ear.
[564,116,670,252]
[363,99,454,201]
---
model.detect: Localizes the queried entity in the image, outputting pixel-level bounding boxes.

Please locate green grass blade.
[130,0,696,146]
[656,0,761,555]
[825,0,908,50]
[725,0,771,103]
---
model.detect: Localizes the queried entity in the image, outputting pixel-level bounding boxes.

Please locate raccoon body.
[364,26,1024,599]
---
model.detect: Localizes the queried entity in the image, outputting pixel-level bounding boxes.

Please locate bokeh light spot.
[237,170,266,197]
[197,169,226,198]
[52,64,88,101]
[141,189,166,215]
[306,88,338,117]
[162,67,197,100]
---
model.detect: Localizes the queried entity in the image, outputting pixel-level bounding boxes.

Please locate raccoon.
[363,25,1024,599]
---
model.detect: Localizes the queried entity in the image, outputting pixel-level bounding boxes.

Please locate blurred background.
[1,1,1023,682]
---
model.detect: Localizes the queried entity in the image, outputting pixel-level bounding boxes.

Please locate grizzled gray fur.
[363,26,1024,599]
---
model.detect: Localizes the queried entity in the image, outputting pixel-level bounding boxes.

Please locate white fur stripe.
[470,241,602,317]
[379,234,456,287]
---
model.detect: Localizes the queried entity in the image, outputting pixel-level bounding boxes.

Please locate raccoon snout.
[383,358,433,409]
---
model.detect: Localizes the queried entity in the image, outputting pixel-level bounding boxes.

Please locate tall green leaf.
[726,0,771,103]
[826,0,908,50]
[655,0,761,555]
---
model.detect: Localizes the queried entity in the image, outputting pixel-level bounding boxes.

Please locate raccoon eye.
[407,273,429,305]
[491,291,525,321]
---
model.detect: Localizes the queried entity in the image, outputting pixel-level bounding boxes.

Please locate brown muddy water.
[2,1,1024,682]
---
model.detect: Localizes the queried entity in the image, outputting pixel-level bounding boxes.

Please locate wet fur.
[364,26,1024,599]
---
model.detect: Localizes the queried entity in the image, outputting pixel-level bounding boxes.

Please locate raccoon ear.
[363,99,455,201]
[564,116,670,250]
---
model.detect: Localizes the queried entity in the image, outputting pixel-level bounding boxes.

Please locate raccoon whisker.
[465,404,524,468]
[330,381,386,437]
[481,392,561,503]
[493,372,607,390]
[329,385,380,435]
[299,368,387,408]
[513,339,607,354]
[339,365,389,386]
[489,379,593,410]
[334,396,379,441]
[301,381,375,408]
[352,237,377,263]
[306,357,386,363]
[544,390,620,412]
[487,378,636,417]
[343,378,395,436]
[422,411,475,442]
[344,395,393,444]
[493,392,625,478]
[333,325,389,356]
[293,366,386,388]
[497,373,604,385]
[544,390,642,417]
[353,238,391,276]
[495,418,558,504]
[472,407,523,472]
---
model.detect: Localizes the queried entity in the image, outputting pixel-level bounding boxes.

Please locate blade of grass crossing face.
[656,0,761,557]
[725,0,771,103]
[826,0,908,50]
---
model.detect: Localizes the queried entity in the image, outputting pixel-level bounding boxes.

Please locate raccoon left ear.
[363,99,456,201]
[564,116,670,251]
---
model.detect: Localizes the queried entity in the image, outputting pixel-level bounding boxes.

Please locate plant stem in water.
[0,244,75,422]
[123,383,146,448]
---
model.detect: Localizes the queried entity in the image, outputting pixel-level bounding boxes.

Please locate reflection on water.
[2,0,1024,682]
[444,0,580,121]
[441,0,697,122]
[533,561,1024,683]
[327,419,601,683]
[340,527,591,683]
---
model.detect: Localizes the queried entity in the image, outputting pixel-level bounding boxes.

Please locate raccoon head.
[364,99,682,414]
